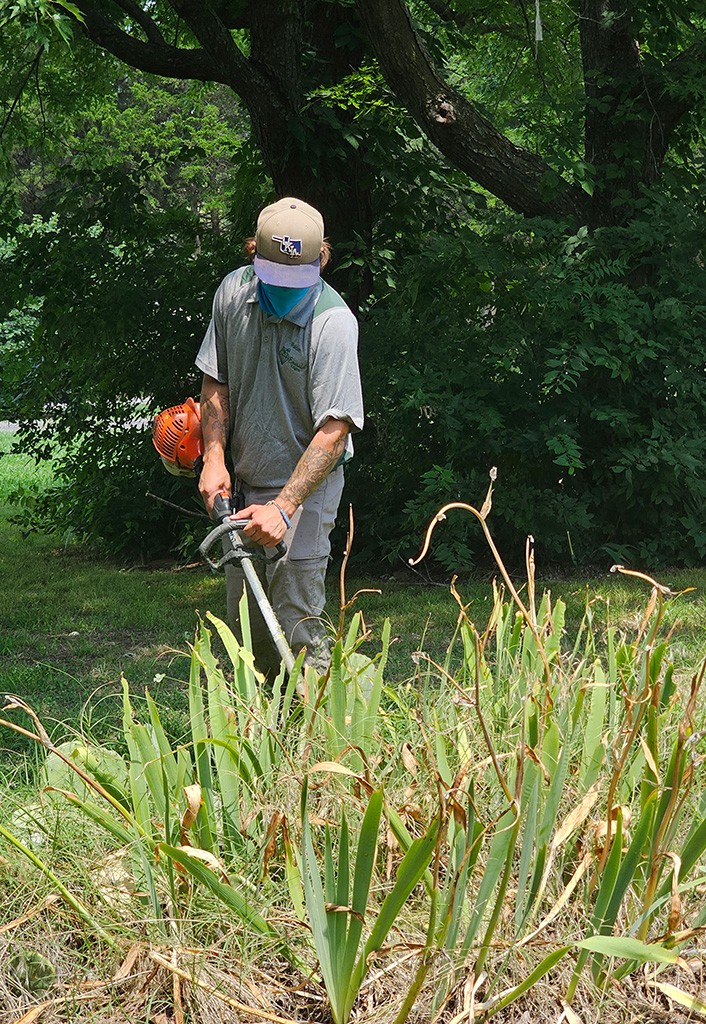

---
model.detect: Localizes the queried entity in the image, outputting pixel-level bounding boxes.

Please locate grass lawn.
[2,429,706,766]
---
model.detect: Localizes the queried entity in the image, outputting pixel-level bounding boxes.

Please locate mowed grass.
[0,433,223,757]
[2,429,706,765]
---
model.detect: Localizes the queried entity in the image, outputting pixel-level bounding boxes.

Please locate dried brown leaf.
[520,853,592,946]
[324,902,366,924]
[173,845,230,883]
[449,795,467,831]
[113,943,144,983]
[307,761,375,794]
[524,744,551,786]
[401,742,419,777]
[664,851,683,936]
[12,1005,51,1024]
[149,951,298,1024]
[559,998,584,1024]
[262,810,285,880]
[639,737,660,782]
[181,783,202,836]
[0,894,61,935]
[552,781,602,850]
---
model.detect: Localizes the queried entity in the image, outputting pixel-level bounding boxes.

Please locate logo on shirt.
[272,234,303,259]
[279,344,306,372]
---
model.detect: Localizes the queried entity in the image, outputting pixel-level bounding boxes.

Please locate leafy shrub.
[348,184,706,569]
[0,156,267,556]
[0,67,268,559]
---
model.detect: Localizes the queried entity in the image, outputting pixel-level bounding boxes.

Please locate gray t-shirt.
[195,266,364,488]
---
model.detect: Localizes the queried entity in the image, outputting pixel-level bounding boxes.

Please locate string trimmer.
[151,399,296,674]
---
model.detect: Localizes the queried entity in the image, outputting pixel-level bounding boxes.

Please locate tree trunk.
[244,0,373,308]
[581,0,654,226]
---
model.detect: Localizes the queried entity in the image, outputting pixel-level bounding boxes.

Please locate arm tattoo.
[279,433,347,509]
[201,389,229,454]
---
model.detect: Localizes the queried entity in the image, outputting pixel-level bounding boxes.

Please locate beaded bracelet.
[267,500,291,529]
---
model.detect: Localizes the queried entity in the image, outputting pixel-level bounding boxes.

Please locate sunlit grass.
[0,430,56,498]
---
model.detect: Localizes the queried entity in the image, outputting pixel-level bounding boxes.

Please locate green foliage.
[6,949,57,996]
[3,536,706,1020]
[300,778,437,1024]
[0,300,40,412]
[1,199,218,554]
[0,0,82,48]
[417,0,586,163]
[349,183,706,569]
[0,63,268,557]
[4,3,706,568]
[1,603,298,944]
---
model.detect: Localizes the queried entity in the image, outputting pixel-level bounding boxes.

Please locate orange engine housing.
[152,397,203,477]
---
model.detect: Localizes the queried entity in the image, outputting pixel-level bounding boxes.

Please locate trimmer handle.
[199,493,287,570]
[212,492,236,523]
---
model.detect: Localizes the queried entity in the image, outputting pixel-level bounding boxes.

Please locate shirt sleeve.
[195,274,233,383]
[307,305,364,435]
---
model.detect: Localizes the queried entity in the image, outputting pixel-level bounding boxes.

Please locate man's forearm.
[276,420,348,515]
[198,375,231,513]
[200,375,230,462]
[238,418,349,547]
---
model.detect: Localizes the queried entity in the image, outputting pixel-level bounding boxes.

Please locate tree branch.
[422,0,469,26]
[421,0,523,40]
[70,0,223,83]
[111,0,166,46]
[164,0,251,89]
[0,48,42,141]
[164,0,301,164]
[356,0,588,219]
[210,0,252,31]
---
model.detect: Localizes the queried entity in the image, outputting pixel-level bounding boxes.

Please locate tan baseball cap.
[253,197,324,287]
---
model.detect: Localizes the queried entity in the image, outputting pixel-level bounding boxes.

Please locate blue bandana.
[257,281,312,319]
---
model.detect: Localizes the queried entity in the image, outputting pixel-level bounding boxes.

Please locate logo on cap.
[272,234,303,259]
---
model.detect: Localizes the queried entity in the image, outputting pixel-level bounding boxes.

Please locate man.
[195,197,364,678]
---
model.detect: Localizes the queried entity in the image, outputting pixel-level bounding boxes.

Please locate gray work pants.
[225,468,344,680]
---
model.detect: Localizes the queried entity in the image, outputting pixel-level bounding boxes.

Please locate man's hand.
[239,503,288,547]
[199,458,232,517]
